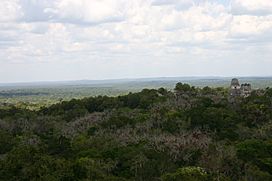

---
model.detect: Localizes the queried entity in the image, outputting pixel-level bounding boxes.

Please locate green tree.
[161,167,211,181]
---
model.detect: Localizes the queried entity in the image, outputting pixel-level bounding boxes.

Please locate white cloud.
[10,0,129,24]
[50,0,126,24]
[0,0,22,22]
[229,15,272,37]
[162,3,231,31]
[231,0,272,15]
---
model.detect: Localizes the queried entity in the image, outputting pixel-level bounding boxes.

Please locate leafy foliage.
[1,84,272,180]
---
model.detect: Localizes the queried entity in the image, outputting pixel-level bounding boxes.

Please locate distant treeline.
[0,92,49,97]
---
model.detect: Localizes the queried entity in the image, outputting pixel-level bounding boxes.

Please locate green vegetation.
[1,82,272,180]
[1,77,272,110]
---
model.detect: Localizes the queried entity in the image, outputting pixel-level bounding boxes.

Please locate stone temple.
[230,78,251,97]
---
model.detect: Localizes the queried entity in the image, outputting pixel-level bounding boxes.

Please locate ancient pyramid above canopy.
[231,78,240,86]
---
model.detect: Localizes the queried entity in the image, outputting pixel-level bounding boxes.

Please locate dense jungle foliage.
[1,83,272,181]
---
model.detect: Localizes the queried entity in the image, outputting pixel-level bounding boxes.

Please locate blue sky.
[0,0,272,83]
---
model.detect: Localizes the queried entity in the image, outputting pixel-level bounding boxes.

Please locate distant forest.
[1,82,272,180]
[1,77,272,110]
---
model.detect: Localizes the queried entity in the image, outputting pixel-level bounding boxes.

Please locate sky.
[0,0,272,83]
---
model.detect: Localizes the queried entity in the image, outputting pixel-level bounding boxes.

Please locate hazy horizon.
[1,0,272,83]
[1,75,272,86]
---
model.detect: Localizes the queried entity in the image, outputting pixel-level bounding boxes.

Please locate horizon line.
[1,75,272,85]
